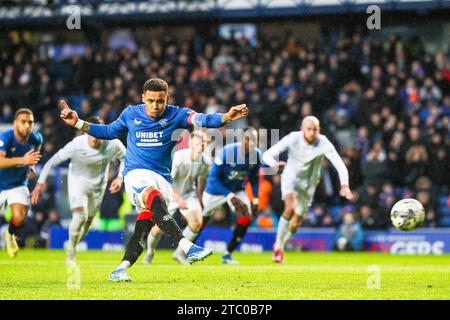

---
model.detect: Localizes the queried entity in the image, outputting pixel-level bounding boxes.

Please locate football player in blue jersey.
[59,78,248,281]
[0,108,42,258]
[200,127,264,264]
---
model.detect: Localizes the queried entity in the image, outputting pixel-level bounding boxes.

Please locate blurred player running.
[0,108,42,258]
[143,130,210,265]
[201,128,263,264]
[31,116,125,265]
[262,116,353,263]
[59,78,248,281]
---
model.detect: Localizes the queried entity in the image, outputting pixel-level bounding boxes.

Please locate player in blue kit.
[201,128,263,264]
[0,108,42,258]
[59,78,248,281]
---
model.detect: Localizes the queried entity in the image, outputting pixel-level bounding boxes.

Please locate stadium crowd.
[0,27,449,241]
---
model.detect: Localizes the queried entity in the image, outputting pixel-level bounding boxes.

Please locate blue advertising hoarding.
[49,226,450,255]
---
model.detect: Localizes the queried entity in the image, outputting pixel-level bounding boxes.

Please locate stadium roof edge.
[0,0,449,27]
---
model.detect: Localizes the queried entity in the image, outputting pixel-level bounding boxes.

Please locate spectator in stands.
[361,141,387,188]
[334,209,364,251]
[38,209,62,247]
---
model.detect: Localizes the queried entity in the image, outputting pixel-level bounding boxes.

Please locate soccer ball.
[390,198,425,231]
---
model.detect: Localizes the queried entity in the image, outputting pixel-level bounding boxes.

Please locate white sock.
[282,231,295,248]
[146,232,161,255]
[68,213,85,258]
[79,217,93,242]
[182,226,198,242]
[178,238,193,254]
[117,261,131,270]
[275,217,290,250]
[174,227,198,256]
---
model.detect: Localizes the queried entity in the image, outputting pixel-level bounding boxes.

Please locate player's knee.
[142,188,164,211]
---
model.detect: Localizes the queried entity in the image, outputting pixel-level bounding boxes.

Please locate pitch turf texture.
[0,250,449,300]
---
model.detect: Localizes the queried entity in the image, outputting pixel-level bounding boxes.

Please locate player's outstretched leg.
[141,189,212,265]
[142,225,162,265]
[222,217,252,265]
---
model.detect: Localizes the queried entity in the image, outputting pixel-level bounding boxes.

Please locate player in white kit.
[262,116,353,263]
[31,116,125,264]
[143,130,210,265]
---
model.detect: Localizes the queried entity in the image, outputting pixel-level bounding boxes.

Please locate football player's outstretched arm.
[323,139,353,200]
[59,100,126,140]
[187,104,249,128]
[31,141,75,205]
[262,133,292,168]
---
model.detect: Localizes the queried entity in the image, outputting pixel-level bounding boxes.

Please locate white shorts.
[0,186,30,209]
[168,195,202,217]
[124,169,173,212]
[67,176,106,217]
[202,191,251,218]
[281,173,317,216]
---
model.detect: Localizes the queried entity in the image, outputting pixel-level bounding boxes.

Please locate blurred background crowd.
[0,20,449,248]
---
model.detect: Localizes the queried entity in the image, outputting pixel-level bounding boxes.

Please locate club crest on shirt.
[159,119,168,127]
[134,118,142,125]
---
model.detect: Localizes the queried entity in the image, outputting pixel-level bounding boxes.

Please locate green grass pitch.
[1,249,449,300]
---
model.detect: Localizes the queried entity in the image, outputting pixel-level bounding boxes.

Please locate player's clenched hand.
[277,160,287,172]
[230,196,249,217]
[223,104,248,123]
[340,185,353,200]
[109,177,123,194]
[22,150,41,166]
[59,100,79,127]
[31,183,44,205]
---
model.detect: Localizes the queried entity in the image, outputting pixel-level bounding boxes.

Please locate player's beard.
[304,135,317,144]
[17,129,31,141]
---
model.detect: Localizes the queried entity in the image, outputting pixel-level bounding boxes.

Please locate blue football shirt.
[205,143,263,197]
[0,129,43,191]
[88,104,196,184]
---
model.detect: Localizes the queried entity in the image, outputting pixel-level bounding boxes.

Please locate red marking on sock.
[11,217,21,227]
[145,189,163,211]
[137,209,154,222]
[237,217,252,227]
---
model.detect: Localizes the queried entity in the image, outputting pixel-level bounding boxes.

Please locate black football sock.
[227,224,249,254]
[150,195,184,244]
[122,219,152,266]
[8,218,21,236]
